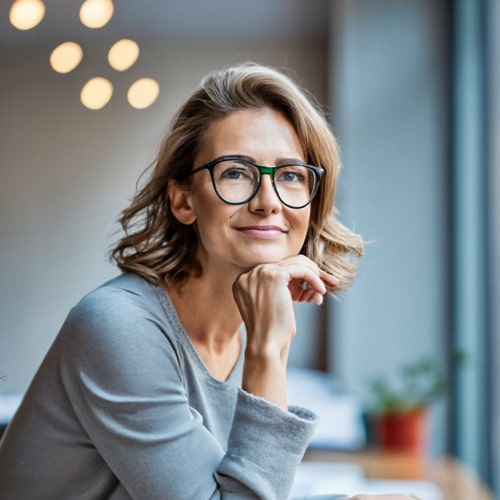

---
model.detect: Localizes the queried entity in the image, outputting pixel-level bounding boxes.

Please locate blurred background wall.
[0,0,497,493]
[0,0,330,393]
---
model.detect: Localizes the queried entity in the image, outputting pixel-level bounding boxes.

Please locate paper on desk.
[351,479,443,499]
[290,461,444,500]
[287,368,366,449]
[290,462,365,497]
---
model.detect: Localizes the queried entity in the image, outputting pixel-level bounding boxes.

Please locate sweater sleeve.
[217,391,317,499]
[59,286,317,500]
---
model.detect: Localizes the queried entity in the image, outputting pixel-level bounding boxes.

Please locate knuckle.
[253,264,280,282]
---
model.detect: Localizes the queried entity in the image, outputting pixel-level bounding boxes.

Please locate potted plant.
[364,352,465,455]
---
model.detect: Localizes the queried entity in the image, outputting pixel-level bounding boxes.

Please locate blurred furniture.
[303,448,493,500]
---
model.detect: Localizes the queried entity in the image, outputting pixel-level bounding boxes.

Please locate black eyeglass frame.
[184,155,325,209]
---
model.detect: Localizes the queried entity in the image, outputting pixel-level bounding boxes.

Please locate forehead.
[196,108,304,163]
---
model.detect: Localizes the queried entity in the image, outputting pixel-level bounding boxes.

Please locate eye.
[216,161,255,182]
[276,167,306,183]
[222,167,245,180]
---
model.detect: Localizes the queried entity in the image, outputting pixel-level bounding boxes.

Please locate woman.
[0,64,416,500]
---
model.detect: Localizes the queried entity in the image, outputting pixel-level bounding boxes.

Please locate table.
[303,449,493,500]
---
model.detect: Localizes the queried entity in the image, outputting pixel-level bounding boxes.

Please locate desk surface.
[303,449,493,500]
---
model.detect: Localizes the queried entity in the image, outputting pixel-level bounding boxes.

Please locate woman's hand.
[232,255,337,408]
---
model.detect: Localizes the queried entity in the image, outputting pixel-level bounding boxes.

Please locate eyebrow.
[219,154,307,166]
[275,157,307,166]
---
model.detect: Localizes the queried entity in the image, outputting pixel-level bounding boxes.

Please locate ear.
[167,179,197,225]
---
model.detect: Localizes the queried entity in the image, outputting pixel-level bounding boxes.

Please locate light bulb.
[108,39,140,71]
[81,77,113,110]
[79,0,114,29]
[127,78,160,109]
[50,42,83,74]
[9,0,46,30]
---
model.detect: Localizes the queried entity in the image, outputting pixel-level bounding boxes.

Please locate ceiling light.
[79,0,114,29]
[127,78,160,109]
[81,77,113,110]
[9,0,46,30]
[50,42,83,74]
[108,39,140,71]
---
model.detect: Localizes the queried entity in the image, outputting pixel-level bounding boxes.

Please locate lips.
[236,225,288,239]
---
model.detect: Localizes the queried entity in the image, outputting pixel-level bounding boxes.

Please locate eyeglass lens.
[211,159,317,208]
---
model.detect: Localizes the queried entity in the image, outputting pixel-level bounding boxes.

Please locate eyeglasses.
[185,155,324,209]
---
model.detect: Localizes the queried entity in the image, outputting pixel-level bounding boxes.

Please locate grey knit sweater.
[0,273,318,499]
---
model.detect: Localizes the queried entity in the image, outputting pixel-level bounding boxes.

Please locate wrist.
[242,353,287,409]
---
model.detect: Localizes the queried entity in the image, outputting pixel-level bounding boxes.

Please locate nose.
[247,174,282,213]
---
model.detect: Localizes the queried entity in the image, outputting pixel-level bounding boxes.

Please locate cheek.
[296,208,311,235]
[194,202,238,244]
[289,208,311,252]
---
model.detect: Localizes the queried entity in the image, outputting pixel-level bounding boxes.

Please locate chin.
[242,248,298,267]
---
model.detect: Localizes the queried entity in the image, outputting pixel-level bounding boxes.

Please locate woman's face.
[173,107,311,275]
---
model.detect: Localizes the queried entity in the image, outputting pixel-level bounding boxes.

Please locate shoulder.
[53,275,187,404]
[60,273,174,352]
[68,274,159,325]
[57,274,183,382]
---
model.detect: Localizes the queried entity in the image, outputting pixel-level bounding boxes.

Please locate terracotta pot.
[375,407,426,454]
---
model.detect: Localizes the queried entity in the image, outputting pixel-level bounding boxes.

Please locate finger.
[302,282,324,305]
[289,277,324,302]
[319,269,339,288]
[289,265,330,302]
[296,282,316,304]
[295,280,310,302]
[280,255,338,291]
[291,279,323,305]
[292,263,338,294]
[293,268,327,294]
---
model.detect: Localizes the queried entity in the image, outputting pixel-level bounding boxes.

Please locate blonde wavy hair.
[111,63,363,293]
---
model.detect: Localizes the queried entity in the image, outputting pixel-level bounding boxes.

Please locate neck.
[168,273,242,339]
[166,270,243,380]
